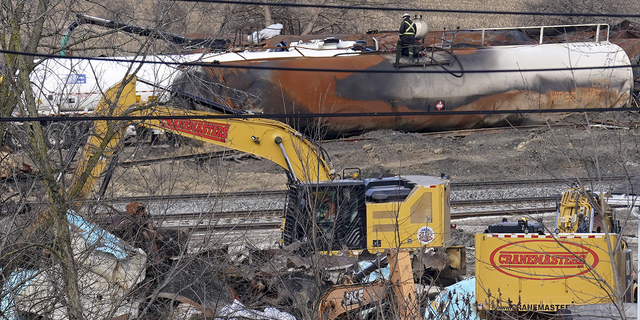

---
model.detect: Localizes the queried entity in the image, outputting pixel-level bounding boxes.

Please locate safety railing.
[427,23,610,50]
[473,23,610,46]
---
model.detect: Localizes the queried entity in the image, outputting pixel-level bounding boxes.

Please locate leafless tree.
[520,0,640,26]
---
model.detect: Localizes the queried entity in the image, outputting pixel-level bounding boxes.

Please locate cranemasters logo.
[489,240,599,280]
[417,226,435,245]
[161,119,230,142]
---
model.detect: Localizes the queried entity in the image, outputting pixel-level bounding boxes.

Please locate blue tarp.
[0,211,141,320]
[67,210,133,260]
[426,277,479,320]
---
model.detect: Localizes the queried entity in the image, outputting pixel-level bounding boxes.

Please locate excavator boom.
[133,110,333,182]
[70,76,334,199]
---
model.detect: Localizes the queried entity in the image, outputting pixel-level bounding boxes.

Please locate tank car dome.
[414,18,429,40]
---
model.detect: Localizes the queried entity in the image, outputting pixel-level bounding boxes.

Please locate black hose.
[424,46,464,78]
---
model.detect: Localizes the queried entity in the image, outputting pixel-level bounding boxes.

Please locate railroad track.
[100,189,634,251]
[452,196,557,206]
[150,207,558,232]
[76,177,629,235]
[451,176,631,188]
[144,193,635,232]
[106,190,285,204]
[118,150,254,168]
[98,176,632,204]
[153,209,282,221]
[146,204,560,232]
[63,174,637,238]
[126,194,634,232]
[185,221,281,231]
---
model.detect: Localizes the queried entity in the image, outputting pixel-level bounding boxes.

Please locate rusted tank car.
[172,25,633,137]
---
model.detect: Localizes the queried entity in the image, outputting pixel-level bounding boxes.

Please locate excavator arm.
[70,76,334,200]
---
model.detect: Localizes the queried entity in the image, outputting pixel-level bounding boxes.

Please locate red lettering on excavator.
[160,119,229,142]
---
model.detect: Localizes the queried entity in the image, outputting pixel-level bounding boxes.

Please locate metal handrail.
[474,23,610,46]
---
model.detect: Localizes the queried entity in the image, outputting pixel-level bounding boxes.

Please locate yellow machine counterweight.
[475,187,634,318]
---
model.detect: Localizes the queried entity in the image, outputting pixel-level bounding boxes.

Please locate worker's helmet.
[402,13,410,18]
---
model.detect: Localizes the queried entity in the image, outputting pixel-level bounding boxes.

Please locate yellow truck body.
[475,233,632,314]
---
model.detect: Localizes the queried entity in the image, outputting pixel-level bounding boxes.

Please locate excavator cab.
[282,180,367,252]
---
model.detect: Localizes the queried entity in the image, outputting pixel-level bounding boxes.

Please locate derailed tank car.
[172,24,632,137]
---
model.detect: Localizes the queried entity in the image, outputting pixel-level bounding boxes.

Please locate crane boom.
[70,76,334,200]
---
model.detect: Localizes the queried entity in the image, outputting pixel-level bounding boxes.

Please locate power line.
[1,49,635,74]
[3,107,639,122]
[173,0,640,19]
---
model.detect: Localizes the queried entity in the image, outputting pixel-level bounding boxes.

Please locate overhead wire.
[0,4,635,74]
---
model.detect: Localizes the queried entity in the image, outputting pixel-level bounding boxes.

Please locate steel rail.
[151,209,282,221]
[451,196,558,207]
[451,176,631,188]
[181,221,282,231]
[104,190,286,204]
[451,207,558,219]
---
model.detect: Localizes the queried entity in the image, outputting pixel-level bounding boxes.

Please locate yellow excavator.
[71,76,464,274]
[12,76,464,319]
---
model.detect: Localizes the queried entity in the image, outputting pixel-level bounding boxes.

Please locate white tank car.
[31,54,204,116]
